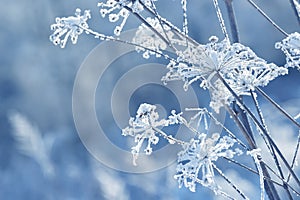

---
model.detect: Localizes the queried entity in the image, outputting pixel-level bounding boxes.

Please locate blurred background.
[0,0,299,199]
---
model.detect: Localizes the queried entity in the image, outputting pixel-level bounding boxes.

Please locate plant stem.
[142,4,199,46]
[224,0,239,43]
[123,5,177,52]
[213,163,248,199]
[225,105,256,148]
[256,87,300,129]
[246,0,288,37]
[225,104,280,200]
[216,72,300,188]
[223,2,281,198]
[289,0,300,26]
[251,91,293,199]
[213,0,229,40]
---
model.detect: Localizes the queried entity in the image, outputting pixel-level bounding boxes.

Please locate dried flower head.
[50,8,91,48]
[98,0,155,36]
[163,36,288,112]
[122,103,182,165]
[275,32,300,69]
[174,133,241,193]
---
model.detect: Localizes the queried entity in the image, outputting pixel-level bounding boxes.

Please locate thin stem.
[289,0,300,26]
[263,161,300,196]
[140,0,178,51]
[256,87,300,129]
[224,0,239,43]
[287,132,300,182]
[223,157,283,186]
[152,127,187,145]
[225,104,256,149]
[220,5,282,197]
[225,157,300,196]
[190,174,235,199]
[250,90,293,199]
[181,0,189,40]
[246,0,289,37]
[225,104,280,199]
[213,0,230,40]
[123,5,178,53]
[142,4,199,46]
[206,110,249,150]
[212,163,248,199]
[78,25,175,62]
[216,72,300,188]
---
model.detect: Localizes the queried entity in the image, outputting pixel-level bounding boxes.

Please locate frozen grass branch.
[9,112,54,177]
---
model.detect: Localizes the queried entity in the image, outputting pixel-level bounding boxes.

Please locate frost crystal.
[275,32,300,69]
[98,0,155,36]
[49,9,91,48]
[174,133,241,193]
[132,17,171,58]
[247,149,265,200]
[293,0,300,18]
[162,36,288,112]
[209,79,233,113]
[122,103,181,165]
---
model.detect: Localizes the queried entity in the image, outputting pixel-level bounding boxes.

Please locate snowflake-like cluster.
[276,32,300,70]
[49,9,91,48]
[174,133,241,193]
[133,18,171,58]
[98,0,155,36]
[163,36,288,112]
[122,103,182,165]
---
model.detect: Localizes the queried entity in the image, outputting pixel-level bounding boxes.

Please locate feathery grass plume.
[9,112,54,177]
[90,159,129,200]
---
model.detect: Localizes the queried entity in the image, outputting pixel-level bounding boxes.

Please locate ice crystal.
[275,32,300,69]
[98,0,155,36]
[174,133,241,193]
[122,103,181,165]
[162,36,288,112]
[49,8,91,48]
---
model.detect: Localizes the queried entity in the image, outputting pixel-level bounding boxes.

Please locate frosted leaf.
[163,36,288,112]
[275,32,300,70]
[122,103,181,165]
[174,133,242,192]
[49,9,91,48]
[98,0,156,36]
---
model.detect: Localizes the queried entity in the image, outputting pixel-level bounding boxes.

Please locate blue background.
[0,0,299,199]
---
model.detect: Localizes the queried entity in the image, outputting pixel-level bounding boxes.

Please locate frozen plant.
[276,32,300,70]
[122,103,183,165]
[50,0,300,199]
[50,8,91,48]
